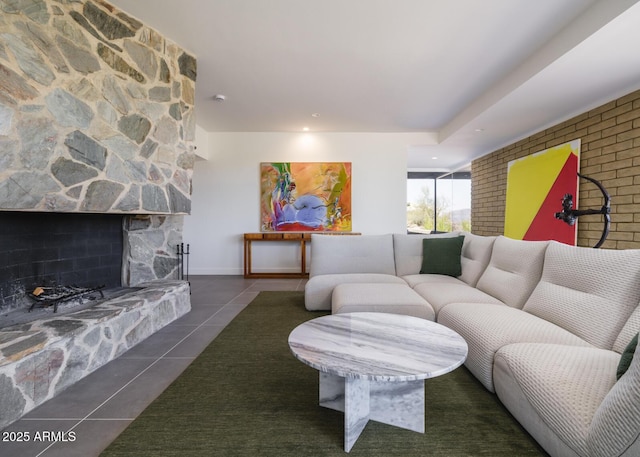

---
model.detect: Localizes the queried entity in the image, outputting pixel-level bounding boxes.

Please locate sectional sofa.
[304,232,640,457]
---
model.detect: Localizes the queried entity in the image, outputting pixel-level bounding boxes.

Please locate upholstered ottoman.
[331,283,435,321]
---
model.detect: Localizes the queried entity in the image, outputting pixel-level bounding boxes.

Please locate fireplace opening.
[0,211,124,324]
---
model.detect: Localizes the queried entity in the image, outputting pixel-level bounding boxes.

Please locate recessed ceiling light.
[432,157,438,160]
[474,128,484,132]
[303,127,310,132]
[311,113,320,118]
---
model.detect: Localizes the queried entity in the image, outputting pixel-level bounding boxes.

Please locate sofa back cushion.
[393,232,460,277]
[587,337,640,457]
[614,304,640,354]
[475,236,548,308]
[523,241,640,350]
[309,234,396,277]
[459,233,497,287]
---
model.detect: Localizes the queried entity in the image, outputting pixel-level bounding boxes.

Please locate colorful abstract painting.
[260,162,352,232]
[504,140,580,245]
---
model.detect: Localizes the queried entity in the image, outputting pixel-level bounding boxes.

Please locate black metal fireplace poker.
[554,173,611,248]
[176,243,190,285]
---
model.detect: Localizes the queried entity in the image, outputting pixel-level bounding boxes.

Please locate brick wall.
[471,89,640,249]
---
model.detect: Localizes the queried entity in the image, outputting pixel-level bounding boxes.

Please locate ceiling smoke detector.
[213,94,226,102]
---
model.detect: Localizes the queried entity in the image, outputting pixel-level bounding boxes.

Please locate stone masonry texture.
[0,0,196,215]
[0,280,191,429]
[0,0,194,430]
[472,89,640,250]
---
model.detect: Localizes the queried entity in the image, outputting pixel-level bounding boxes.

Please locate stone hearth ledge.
[0,280,191,429]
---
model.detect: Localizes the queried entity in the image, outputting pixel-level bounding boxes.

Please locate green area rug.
[101,291,547,456]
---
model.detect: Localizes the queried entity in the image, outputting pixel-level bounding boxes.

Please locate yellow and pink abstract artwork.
[260,162,352,232]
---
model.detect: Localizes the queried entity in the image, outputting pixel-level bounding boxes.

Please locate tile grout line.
[34,282,259,456]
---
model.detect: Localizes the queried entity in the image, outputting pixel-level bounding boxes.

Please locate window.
[406,171,471,234]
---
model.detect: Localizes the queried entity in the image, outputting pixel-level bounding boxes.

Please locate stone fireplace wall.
[0,1,195,426]
[0,0,197,286]
[123,214,185,286]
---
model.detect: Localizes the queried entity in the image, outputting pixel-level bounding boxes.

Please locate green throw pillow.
[616,333,638,381]
[420,235,464,276]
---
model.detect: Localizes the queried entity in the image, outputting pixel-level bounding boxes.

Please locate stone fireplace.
[0,211,123,314]
[0,211,186,318]
[0,0,196,429]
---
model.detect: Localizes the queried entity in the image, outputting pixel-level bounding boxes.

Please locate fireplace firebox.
[0,211,123,316]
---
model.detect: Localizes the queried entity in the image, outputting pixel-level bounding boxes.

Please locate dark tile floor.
[0,276,306,457]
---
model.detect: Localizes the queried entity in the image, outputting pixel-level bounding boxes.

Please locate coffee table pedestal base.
[319,372,425,452]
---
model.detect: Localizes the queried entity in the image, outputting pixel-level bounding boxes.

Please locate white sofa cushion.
[587,337,640,457]
[304,273,406,311]
[459,233,496,287]
[494,343,620,457]
[615,305,640,354]
[475,236,548,309]
[402,273,465,289]
[309,234,397,277]
[331,283,435,321]
[413,282,503,315]
[523,241,640,350]
[393,232,494,286]
[438,302,592,392]
[392,232,460,277]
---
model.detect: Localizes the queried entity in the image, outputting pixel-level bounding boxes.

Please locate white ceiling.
[109,0,640,171]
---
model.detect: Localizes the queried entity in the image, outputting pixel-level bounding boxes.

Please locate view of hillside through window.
[407,172,471,234]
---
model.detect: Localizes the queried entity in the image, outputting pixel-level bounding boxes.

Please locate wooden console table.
[243,232,359,278]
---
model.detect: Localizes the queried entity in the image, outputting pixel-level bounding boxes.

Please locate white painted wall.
[193,125,210,160]
[183,131,424,275]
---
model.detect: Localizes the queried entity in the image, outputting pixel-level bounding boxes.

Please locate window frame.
[407,171,471,234]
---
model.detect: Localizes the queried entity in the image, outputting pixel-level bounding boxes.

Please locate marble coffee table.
[288,312,468,452]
